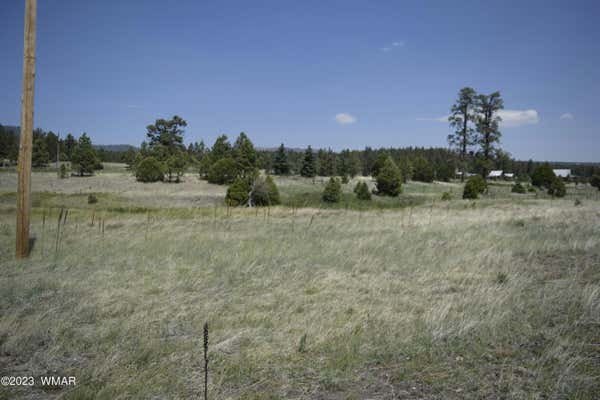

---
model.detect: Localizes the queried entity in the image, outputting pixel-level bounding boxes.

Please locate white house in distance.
[553,169,571,179]
[487,170,503,179]
[487,170,515,180]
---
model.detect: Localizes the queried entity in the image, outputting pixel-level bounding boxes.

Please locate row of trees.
[262,144,457,182]
[0,125,88,165]
[0,125,101,176]
[271,144,445,183]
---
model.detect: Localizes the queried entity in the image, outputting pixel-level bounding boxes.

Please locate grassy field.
[1,167,599,399]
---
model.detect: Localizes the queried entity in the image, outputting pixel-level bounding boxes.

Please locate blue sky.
[1,0,599,161]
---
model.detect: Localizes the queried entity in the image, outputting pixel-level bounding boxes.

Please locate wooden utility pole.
[16,0,37,258]
[56,132,60,171]
[55,132,61,178]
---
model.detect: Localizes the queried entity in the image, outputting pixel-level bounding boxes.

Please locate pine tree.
[71,133,100,176]
[210,135,232,162]
[322,177,342,203]
[475,91,504,177]
[233,132,258,179]
[412,157,434,182]
[273,143,290,175]
[547,176,566,197]
[448,87,477,181]
[354,181,371,200]
[32,136,49,167]
[531,163,556,188]
[375,157,402,196]
[64,133,77,161]
[371,152,390,177]
[145,115,187,157]
[300,146,316,178]
[591,175,600,191]
[397,158,413,182]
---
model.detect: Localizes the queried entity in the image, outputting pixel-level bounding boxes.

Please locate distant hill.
[94,144,137,152]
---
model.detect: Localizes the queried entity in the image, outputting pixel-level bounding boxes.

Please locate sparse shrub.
[226,175,281,207]
[441,191,452,201]
[463,175,486,199]
[207,157,237,184]
[354,181,371,201]
[87,193,98,204]
[463,182,478,199]
[527,184,536,192]
[375,157,402,196]
[59,163,68,179]
[513,219,526,227]
[322,177,342,203]
[341,175,349,184]
[574,198,582,206]
[252,175,281,206]
[135,156,164,182]
[495,272,508,285]
[298,333,307,353]
[547,176,566,197]
[511,182,526,194]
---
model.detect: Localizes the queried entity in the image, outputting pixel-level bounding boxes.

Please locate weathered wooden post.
[16,0,37,258]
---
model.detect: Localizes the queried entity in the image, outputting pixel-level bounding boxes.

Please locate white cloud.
[126,104,142,109]
[380,47,391,52]
[417,109,539,128]
[559,112,574,120]
[497,109,539,127]
[392,41,405,47]
[335,113,357,125]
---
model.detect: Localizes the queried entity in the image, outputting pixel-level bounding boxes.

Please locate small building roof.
[553,169,571,177]
[488,170,503,177]
[504,173,515,178]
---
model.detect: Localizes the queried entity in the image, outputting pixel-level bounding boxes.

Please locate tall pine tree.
[273,143,290,175]
[233,132,258,179]
[448,87,477,181]
[300,146,316,178]
[475,91,504,177]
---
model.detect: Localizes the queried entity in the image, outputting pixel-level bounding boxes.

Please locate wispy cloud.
[417,109,540,128]
[380,40,405,52]
[126,104,142,109]
[559,112,574,120]
[498,109,539,127]
[416,116,448,122]
[335,113,357,125]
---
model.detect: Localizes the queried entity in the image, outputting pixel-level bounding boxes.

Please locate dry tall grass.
[1,196,599,399]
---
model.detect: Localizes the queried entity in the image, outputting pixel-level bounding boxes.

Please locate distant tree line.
[2,121,599,183]
[0,125,103,176]
[131,116,281,206]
